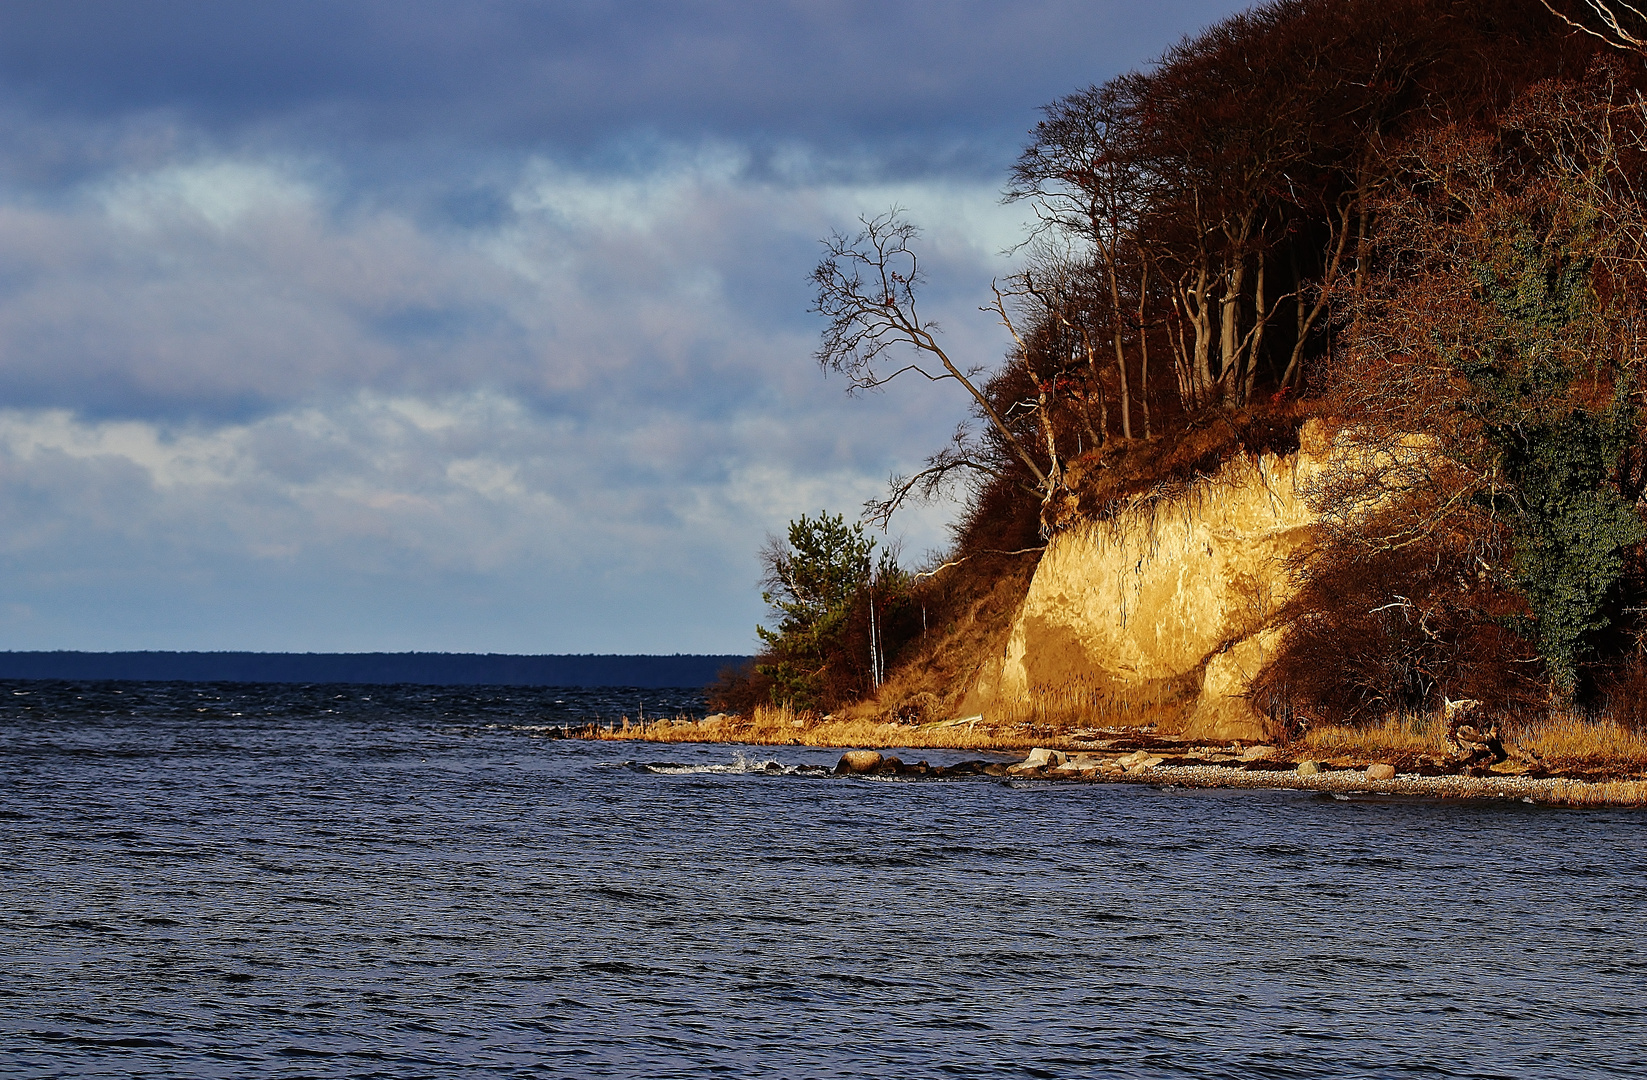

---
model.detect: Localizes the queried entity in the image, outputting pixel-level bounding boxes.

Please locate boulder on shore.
[1010,747,1067,772]
[835,750,884,774]
[1366,762,1397,781]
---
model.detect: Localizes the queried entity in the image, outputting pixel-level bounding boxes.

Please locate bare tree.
[811,210,1071,531]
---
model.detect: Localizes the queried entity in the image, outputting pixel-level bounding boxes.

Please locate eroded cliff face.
[961,420,1335,740]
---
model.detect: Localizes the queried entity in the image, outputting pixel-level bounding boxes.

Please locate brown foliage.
[705,660,770,715]
[1601,653,1647,728]
[1252,529,1546,726]
[1265,63,1647,715]
[786,1,1634,720]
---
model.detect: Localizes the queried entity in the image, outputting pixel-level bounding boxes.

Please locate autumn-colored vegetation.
[595,703,1042,752]
[716,0,1647,747]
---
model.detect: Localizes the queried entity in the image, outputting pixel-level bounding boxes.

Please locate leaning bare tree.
[811,210,1069,532]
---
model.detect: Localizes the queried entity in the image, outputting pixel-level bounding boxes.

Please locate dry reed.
[1301,710,1647,775]
[596,702,1059,752]
[1511,714,1647,772]
[986,676,1188,731]
[1302,714,1448,759]
[1540,778,1647,807]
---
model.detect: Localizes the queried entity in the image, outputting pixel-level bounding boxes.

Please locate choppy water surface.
[2,680,1645,1078]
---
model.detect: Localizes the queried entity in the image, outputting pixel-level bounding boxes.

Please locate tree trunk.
[1218,255,1247,397]
[1103,250,1133,440]
[1137,259,1152,439]
[1177,262,1215,408]
[1242,256,1268,405]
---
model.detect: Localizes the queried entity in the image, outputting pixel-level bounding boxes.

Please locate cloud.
[0,1,1251,161]
[0,386,961,651]
[0,146,1000,649]
[0,144,1029,418]
[0,2,1253,651]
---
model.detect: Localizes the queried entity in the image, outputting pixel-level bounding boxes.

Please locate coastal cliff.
[959,420,1337,741]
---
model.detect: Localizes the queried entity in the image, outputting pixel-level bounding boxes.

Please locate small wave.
[627,751,828,776]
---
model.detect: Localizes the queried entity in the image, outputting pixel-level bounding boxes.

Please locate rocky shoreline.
[559,716,1647,807]
[826,746,1647,807]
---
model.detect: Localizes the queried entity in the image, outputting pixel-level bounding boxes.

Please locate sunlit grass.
[1541,778,1647,807]
[1512,714,1647,772]
[596,702,1054,751]
[1301,710,1647,775]
[1302,714,1447,759]
[986,676,1188,731]
[599,676,1199,750]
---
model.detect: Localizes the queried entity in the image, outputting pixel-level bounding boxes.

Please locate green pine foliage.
[755,512,880,708]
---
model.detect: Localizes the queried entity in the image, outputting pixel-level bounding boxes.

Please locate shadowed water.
[2,681,1644,1078]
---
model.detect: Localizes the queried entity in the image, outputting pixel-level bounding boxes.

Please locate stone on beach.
[1297,760,1322,776]
[835,750,884,774]
[1366,762,1397,781]
[1008,747,1067,773]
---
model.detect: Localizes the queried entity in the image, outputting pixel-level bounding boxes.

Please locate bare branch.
[812,209,1050,494]
[1539,0,1647,54]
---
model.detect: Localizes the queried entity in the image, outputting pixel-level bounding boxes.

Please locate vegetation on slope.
[717,0,1647,734]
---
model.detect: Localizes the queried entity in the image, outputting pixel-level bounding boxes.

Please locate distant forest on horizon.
[0,651,748,688]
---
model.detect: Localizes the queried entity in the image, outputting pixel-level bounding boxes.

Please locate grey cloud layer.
[0,149,1021,417]
[0,2,1235,157]
[0,2,1249,651]
[0,149,998,648]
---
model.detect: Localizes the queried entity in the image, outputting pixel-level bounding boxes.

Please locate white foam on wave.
[636,751,816,776]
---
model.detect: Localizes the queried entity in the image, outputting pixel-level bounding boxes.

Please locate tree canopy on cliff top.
[756,0,1647,716]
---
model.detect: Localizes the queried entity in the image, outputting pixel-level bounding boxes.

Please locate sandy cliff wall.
[962,421,1335,740]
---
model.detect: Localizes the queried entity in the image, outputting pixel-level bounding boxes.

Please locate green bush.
[755,512,893,708]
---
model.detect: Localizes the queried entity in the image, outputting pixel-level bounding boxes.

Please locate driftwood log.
[1443,698,1506,775]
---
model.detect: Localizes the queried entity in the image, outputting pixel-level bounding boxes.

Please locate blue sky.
[0,0,1249,653]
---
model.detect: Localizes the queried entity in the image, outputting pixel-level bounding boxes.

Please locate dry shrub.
[1252,532,1544,727]
[949,467,1042,559]
[705,659,770,714]
[885,691,941,724]
[1600,652,1647,730]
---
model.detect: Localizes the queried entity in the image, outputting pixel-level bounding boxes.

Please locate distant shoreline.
[0,651,748,688]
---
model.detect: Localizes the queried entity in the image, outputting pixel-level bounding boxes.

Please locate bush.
[752,512,903,709]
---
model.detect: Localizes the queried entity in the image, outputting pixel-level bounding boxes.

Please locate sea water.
[2,680,1644,1078]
